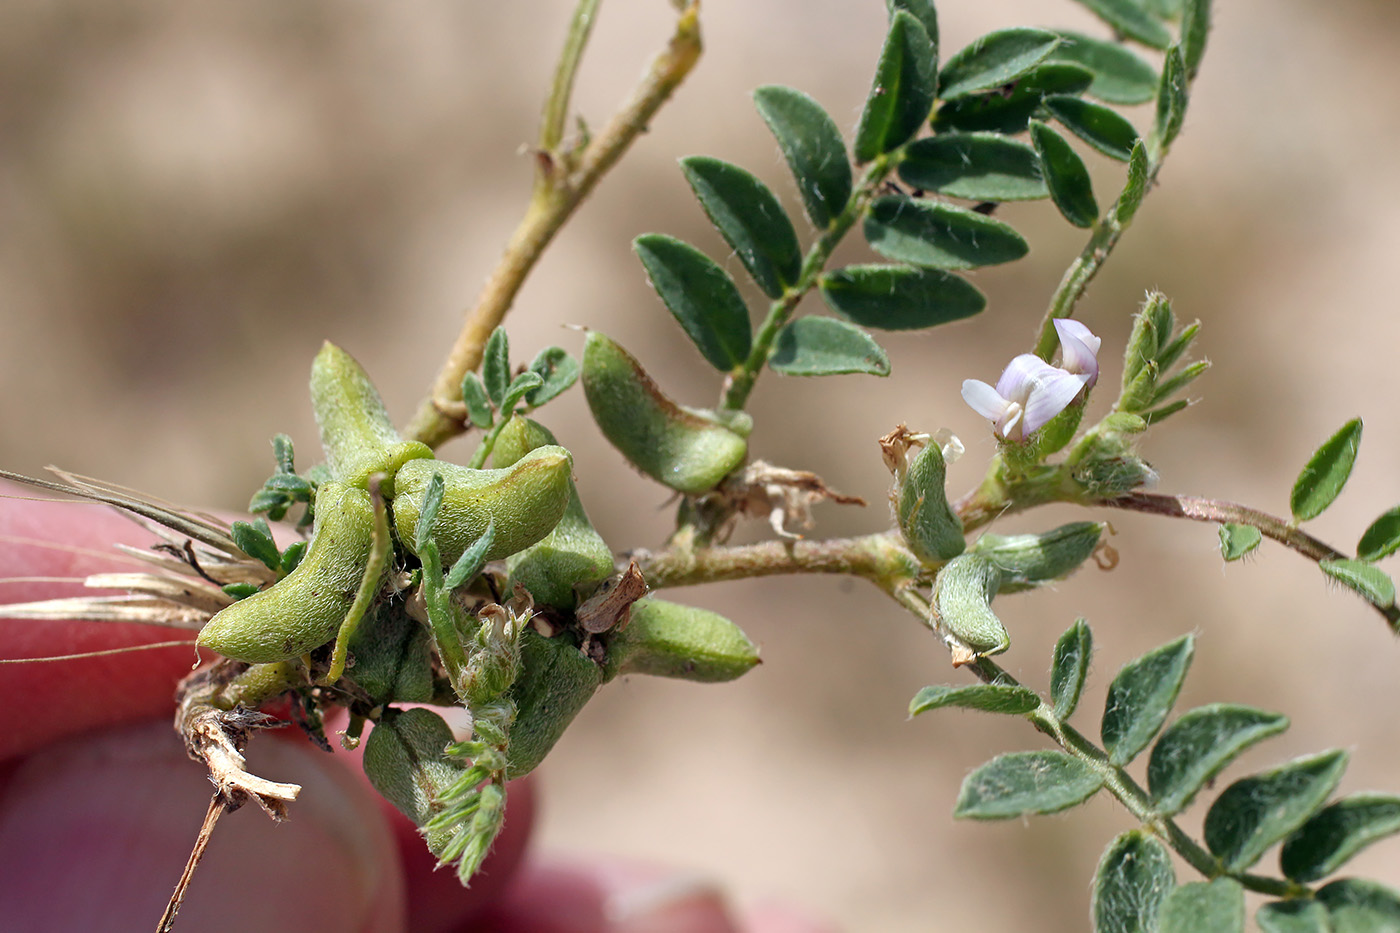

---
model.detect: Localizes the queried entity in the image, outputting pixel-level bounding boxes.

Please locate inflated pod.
[600,597,760,684]
[346,602,434,706]
[310,341,432,489]
[970,521,1104,594]
[895,442,966,565]
[581,332,748,495]
[491,416,614,609]
[362,707,462,855]
[392,446,573,566]
[198,482,380,663]
[504,629,602,778]
[933,553,1009,661]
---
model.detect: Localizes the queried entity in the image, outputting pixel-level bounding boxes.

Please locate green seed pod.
[971,521,1105,594]
[198,482,379,663]
[896,442,966,565]
[392,446,573,565]
[505,628,603,778]
[491,417,614,609]
[934,553,1009,661]
[346,602,434,706]
[581,331,747,495]
[362,707,463,854]
[310,341,432,489]
[600,597,760,684]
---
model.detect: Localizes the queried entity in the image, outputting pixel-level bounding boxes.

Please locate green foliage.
[1050,618,1093,720]
[1093,831,1176,933]
[1280,794,1400,883]
[899,134,1048,201]
[1256,900,1330,933]
[864,196,1029,269]
[633,233,752,370]
[1316,879,1400,930]
[679,156,802,299]
[1047,32,1158,105]
[854,11,936,161]
[932,62,1093,134]
[1357,506,1400,561]
[1043,95,1140,161]
[460,372,494,429]
[1290,418,1363,522]
[908,683,1040,716]
[819,264,985,331]
[896,441,966,564]
[1320,558,1397,611]
[1203,750,1349,872]
[937,28,1062,99]
[1147,703,1289,816]
[1157,879,1243,933]
[753,85,852,229]
[1154,47,1189,149]
[482,326,511,407]
[1218,523,1262,561]
[769,317,891,376]
[954,750,1104,819]
[1070,0,1172,50]
[524,346,580,408]
[1101,634,1194,766]
[231,518,282,573]
[1031,119,1099,228]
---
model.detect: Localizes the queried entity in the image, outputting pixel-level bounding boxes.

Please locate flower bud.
[582,332,748,495]
[894,441,966,565]
[392,446,574,565]
[600,597,760,684]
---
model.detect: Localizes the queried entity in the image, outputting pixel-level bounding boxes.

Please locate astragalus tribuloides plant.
[3,0,1400,930]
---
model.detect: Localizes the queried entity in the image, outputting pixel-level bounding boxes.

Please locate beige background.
[2,1,1399,929]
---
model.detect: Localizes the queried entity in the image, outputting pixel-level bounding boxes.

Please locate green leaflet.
[753,85,852,229]
[938,28,1061,100]
[1204,750,1350,872]
[1290,418,1362,522]
[899,133,1047,201]
[768,317,890,376]
[1147,703,1289,816]
[633,233,752,372]
[679,156,802,299]
[1093,831,1177,933]
[854,11,936,162]
[1101,634,1194,766]
[819,264,985,331]
[954,750,1104,819]
[864,196,1028,270]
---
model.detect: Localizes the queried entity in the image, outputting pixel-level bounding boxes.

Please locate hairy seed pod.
[310,341,432,489]
[600,597,760,684]
[198,482,380,663]
[505,629,603,778]
[971,521,1105,594]
[491,416,614,609]
[346,602,434,706]
[392,446,574,565]
[362,707,462,855]
[581,331,748,495]
[934,553,1009,661]
[896,442,966,565]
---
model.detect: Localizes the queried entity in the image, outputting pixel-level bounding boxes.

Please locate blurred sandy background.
[3,1,1400,929]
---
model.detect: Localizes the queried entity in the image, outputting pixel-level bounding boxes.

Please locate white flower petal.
[1022,369,1091,434]
[961,379,1011,422]
[994,354,1053,402]
[1053,318,1101,388]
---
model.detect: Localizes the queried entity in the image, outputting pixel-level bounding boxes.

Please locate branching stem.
[406,2,703,448]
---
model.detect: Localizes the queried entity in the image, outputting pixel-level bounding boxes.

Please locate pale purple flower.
[962,355,1090,442]
[1053,318,1101,389]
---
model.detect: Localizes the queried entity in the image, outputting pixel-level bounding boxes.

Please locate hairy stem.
[406,3,703,449]
[721,154,895,411]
